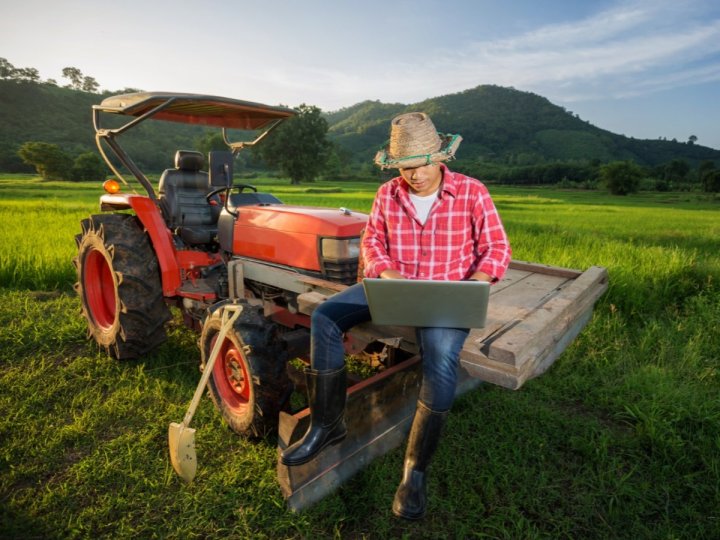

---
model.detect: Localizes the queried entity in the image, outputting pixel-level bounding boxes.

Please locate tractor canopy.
[94,92,295,130]
[93,92,296,202]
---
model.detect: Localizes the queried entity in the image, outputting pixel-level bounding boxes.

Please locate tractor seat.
[158,150,220,245]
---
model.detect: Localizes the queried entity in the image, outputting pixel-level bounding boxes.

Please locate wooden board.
[459,263,608,389]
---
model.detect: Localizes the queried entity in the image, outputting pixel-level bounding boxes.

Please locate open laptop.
[362,278,490,329]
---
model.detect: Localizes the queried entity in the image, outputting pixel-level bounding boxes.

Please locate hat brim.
[374,134,462,169]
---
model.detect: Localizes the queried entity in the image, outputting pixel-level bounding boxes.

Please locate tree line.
[454,158,720,194]
[15,104,337,185]
[1,58,99,92]
[3,60,718,193]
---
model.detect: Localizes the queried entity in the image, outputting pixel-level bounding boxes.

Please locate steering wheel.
[206,184,258,217]
[205,183,258,203]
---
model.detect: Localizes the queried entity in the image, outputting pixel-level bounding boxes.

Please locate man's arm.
[361,191,400,278]
[471,184,511,282]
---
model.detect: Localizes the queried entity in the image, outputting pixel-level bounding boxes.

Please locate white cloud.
[284,0,720,108]
[435,0,720,102]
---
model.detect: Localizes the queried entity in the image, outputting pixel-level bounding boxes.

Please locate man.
[281,112,511,520]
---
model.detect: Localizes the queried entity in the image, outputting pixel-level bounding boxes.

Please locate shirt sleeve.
[473,184,511,281]
[361,188,396,278]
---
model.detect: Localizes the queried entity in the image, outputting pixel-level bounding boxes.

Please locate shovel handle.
[182,304,243,427]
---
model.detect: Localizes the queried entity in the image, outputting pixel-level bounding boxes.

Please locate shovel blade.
[168,422,197,483]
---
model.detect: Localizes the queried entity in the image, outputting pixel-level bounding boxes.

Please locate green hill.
[1,80,718,177]
[0,80,210,173]
[326,85,720,168]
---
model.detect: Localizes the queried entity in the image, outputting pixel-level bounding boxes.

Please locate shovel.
[168,303,243,482]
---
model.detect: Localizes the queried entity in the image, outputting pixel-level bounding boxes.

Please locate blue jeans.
[311,282,470,412]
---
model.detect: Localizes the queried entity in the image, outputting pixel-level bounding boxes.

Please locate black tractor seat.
[158,150,220,245]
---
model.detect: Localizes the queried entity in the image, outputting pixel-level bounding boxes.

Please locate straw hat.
[374,112,462,169]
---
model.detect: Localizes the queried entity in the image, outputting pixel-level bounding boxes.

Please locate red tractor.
[75,92,368,437]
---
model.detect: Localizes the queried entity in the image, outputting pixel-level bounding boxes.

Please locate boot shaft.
[404,401,448,472]
[306,366,347,429]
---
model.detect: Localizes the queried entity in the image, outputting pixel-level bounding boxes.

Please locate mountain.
[1,80,717,175]
[0,80,209,172]
[325,85,720,168]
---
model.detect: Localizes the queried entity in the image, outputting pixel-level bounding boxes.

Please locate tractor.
[75,92,371,437]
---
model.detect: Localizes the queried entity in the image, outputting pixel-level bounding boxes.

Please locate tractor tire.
[200,304,291,438]
[74,213,171,359]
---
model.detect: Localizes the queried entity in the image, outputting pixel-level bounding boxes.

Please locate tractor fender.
[100,193,181,295]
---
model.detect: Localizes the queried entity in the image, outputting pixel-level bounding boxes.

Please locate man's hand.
[469,271,493,282]
[380,269,405,279]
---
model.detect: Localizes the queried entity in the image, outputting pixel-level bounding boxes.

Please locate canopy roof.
[94,92,295,130]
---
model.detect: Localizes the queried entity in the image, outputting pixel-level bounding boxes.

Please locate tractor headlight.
[320,237,360,260]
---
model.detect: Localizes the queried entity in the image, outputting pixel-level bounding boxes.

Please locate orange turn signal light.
[103,179,121,194]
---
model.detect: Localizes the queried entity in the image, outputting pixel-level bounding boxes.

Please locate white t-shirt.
[409,190,439,225]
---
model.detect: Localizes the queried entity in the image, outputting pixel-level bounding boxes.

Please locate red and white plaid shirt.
[362,165,511,281]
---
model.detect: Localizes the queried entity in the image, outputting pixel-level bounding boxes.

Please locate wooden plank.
[518,304,595,385]
[508,259,583,279]
[460,290,600,389]
[297,291,328,316]
[477,266,608,368]
[471,272,569,342]
[489,268,532,294]
[297,275,349,293]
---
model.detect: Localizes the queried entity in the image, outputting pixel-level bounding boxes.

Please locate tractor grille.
[323,259,359,285]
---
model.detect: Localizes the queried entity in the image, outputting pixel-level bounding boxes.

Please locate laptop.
[362,278,490,329]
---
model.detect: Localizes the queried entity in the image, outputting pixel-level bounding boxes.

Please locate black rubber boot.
[281,366,347,466]
[392,401,448,520]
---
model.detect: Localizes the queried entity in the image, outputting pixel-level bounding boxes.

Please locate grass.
[1,176,719,538]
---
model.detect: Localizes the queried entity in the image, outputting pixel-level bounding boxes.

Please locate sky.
[2,0,719,149]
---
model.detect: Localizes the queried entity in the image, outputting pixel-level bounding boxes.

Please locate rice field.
[1,175,719,539]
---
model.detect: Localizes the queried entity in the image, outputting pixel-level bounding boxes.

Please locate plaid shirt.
[362,165,511,281]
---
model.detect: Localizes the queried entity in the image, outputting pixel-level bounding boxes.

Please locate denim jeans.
[311,282,470,412]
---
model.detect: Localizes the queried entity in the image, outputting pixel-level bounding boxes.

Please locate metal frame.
[92,93,294,201]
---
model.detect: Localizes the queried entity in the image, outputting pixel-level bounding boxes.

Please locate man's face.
[399,164,443,196]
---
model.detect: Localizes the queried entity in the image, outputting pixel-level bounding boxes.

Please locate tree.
[81,76,99,93]
[254,104,330,184]
[688,135,698,145]
[662,159,690,183]
[195,131,228,156]
[599,161,642,195]
[699,161,720,193]
[702,170,720,193]
[194,131,249,174]
[62,67,84,89]
[17,142,73,180]
[0,57,15,79]
[13,67,40,83]
[71,152,108,181]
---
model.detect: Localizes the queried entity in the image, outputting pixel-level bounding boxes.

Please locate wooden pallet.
[276,260,609,510]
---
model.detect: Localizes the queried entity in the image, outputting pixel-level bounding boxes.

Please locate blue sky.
[2,0,719,149]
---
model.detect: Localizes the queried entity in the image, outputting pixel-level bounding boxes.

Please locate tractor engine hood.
[229,204,368,273]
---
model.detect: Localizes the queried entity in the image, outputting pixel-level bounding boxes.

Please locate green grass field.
[1,176,719,539]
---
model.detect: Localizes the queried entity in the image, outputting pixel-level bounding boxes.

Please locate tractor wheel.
[200,304,291,438]
[74,214,171,359]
